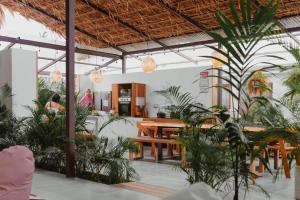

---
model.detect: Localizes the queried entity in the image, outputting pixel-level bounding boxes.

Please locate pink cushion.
[0,146,35,200]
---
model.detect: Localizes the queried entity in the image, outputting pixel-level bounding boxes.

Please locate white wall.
[0,49,37,118]
[268,72,289,99]
[0,50,12,109]
[80,67,212,117]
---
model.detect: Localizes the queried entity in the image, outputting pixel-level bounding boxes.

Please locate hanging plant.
[247,71,270,95]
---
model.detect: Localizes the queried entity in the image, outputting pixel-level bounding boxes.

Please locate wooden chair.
[128,137,186,162]
[142,118,183,157]
[162,128,180,156]
[136,122,158,158]
[268,139,297,178]
[250,139,297,178]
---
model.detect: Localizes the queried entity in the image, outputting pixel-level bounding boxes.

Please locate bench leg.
[274,149,279,170]
[279,139,291,178]
[151,143,156,157]
[167,144,173,157]
[154,143,158,161]
[181,145,186,163]
[258,150,265,174]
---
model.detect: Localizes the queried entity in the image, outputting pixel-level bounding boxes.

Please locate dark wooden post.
[65,0,75,177]
[122,55,126,74]
[217,43,222,107]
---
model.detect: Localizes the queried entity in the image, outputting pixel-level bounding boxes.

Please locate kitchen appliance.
[112,83,146,117]
[118,89,131,116]
[118,96,131,116]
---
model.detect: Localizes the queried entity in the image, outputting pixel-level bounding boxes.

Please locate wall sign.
[199,71,209,93]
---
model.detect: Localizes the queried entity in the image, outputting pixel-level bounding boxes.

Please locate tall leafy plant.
[203,0,285,199]
[205,0,283,121]
[26,80,138,184]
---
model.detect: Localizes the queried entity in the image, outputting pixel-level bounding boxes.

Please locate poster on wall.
[199,71,209,93]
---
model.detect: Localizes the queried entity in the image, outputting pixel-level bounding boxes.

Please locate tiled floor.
[32,161,295,200]
[32,169,160,200]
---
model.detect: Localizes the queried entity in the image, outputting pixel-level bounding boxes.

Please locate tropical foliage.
[0,80,138,184]
[0,84,25,150]
[205,0,286,198]
[156,1,287,199]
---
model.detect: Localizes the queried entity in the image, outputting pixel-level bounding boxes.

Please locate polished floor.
[32,161,295,200]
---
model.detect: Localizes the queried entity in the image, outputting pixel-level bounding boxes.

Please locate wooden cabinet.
[112,83,146,117]
[112,84,119,115]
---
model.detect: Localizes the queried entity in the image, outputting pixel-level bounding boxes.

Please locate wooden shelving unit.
[112,83,146,117]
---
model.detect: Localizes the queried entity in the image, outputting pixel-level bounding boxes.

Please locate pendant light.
[142,55,156,73]
[90,69,102,84]
[50,70,62,83]
[142,41,156,73]
[50,49,62,83]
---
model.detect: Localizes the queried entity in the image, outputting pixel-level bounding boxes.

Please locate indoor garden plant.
[158,0,287,199]
[0,79,139,184]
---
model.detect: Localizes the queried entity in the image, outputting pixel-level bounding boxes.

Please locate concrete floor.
[32,161,295,200]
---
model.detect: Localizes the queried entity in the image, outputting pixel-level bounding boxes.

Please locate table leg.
[157,127,163,161]
[279,139,291,178]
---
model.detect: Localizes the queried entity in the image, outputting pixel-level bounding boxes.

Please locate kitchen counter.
[86,114,143,139]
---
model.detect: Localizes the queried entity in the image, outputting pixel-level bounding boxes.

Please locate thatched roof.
[1,0,300,52]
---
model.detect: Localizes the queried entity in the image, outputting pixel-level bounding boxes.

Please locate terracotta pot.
[295,166,300,200]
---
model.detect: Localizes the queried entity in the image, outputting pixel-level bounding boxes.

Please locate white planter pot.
[296,166,300,200]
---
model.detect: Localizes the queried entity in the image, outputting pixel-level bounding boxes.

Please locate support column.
[122,55,126,74]
[65,0,75,177]
[216,43,222,107]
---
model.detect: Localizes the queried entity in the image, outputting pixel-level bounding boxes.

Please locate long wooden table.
[139,121,293,178]
[200,124,293,178]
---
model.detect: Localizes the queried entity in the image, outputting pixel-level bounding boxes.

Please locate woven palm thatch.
[0,0,299,50]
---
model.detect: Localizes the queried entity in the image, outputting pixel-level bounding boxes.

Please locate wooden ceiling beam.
[84,57,119,75]
[13,0,126,53]
[151,0,209,32]
[80,0,198,63]
[38,53,66,72]
[0,35,121,58]
[253,0,300,46]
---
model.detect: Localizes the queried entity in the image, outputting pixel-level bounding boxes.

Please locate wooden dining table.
[199,124,292,178]
[139,121,292,178]
[139,121,186,160]
[139,121,266,161]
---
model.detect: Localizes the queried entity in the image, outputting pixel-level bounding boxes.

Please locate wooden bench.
[128,137,186,162]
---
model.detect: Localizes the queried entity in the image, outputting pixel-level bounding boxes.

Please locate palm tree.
[156,1,284,199]
[204,1,284,199]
